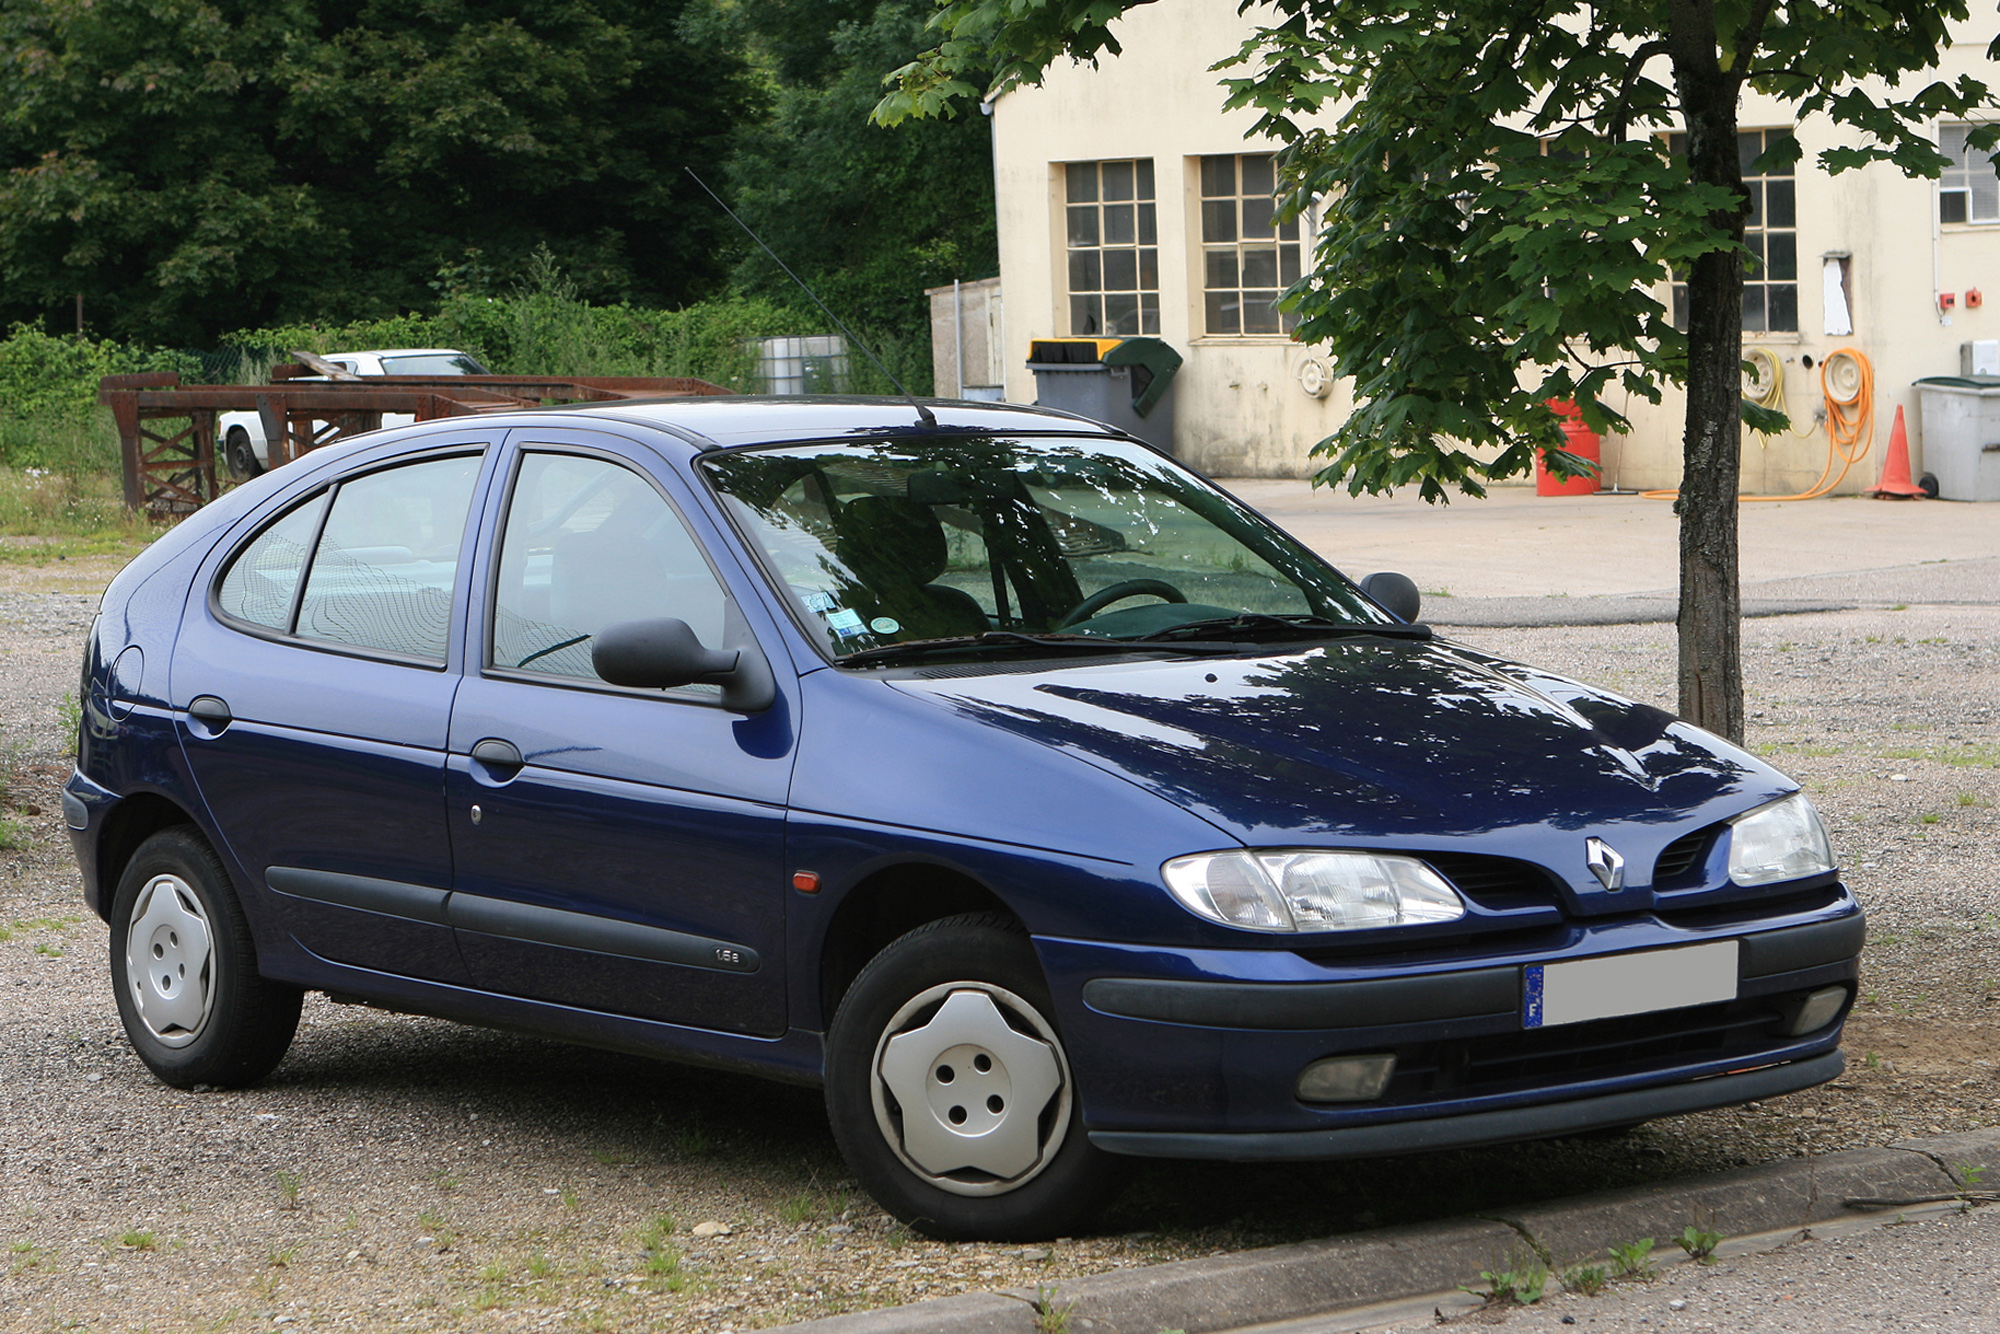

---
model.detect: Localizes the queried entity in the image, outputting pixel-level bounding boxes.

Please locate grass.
[273,1169,303,1210]
[118,1229,156,1251]
[1883,744,2000,769]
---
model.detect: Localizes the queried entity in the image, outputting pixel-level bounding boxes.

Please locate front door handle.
[469,737,525,781]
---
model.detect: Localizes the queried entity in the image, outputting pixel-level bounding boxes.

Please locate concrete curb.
[775,1127,2000,1334]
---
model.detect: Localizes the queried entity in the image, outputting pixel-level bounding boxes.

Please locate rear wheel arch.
[92,793,203,921]
[816,863,1019,1032]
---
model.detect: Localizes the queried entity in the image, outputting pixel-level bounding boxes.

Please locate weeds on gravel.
[117,1228,156,1251]
[9,1241,48,1274]
[416,1208,458,1252]
[777,1189,844,1225]
[273,1169,303,1211]
[267,1245,297,1268]
[1463,1257,1548,1305]
[1030,1283,1075,1333]
[1607,1237,1657,1278]
[636,1217,687,1294]
[1675,1223,1723,1263]
[1563,1261,1608,1296]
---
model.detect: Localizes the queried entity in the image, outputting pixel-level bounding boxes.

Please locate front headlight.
[1161,849,1465,933]
[1727,793,1836,886]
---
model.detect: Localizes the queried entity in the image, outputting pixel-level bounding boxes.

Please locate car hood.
[886,638,1793,900]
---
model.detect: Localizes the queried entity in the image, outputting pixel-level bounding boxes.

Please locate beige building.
[981,0,2000,493]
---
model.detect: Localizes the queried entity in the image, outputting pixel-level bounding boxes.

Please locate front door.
[445,439,794,1038]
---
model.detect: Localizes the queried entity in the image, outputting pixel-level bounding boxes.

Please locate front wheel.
[825,914,1121,1240]
[109,827,301,1088]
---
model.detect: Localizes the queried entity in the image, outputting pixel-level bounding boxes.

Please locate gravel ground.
[1,555,1995,1334]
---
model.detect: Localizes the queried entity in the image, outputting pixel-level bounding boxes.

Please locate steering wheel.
[1056,578,1188,628]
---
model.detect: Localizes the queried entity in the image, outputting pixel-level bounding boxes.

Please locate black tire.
[224,426,263,480]
[108,827,301,1089]
[824,913,1122,1240]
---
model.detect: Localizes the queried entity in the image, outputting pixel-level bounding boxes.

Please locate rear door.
[443,432,797,1037]
[174,441,498,983]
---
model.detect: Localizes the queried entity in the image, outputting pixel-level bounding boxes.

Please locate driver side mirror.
[1359,571,1422,624]
[591,618,776,713]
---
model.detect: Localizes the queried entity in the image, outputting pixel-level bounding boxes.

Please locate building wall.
[989,1,2000,489]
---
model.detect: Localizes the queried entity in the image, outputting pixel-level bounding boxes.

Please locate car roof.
[552,395,1124,449]
[333,348,475,359]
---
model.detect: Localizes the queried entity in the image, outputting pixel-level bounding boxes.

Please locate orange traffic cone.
[1869,404,1925,498]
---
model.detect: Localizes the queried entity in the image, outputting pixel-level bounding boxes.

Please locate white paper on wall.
[1823,258,1853,337]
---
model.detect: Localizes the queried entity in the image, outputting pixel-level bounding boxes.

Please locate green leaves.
[0,2,754,341]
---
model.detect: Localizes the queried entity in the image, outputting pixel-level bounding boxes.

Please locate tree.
[703,0,999,391]
[876,1,1999,743]
[0,1,755,343]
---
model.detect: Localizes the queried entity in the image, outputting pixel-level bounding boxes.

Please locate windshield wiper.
[839,630,1245,667]
[1131,612,1433,644]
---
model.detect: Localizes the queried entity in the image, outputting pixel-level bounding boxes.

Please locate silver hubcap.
[871,983,1070,1197]
[125,874,216,1048]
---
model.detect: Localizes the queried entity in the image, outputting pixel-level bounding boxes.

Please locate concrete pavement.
[1221,480,1999,624]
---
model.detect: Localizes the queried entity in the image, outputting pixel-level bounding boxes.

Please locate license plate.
[1523,942,1738,1029]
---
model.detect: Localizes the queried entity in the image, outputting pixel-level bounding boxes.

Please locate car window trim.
[207,444,490,672]
[479,438,749,709]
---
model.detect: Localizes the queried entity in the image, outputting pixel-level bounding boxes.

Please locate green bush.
[0,324,197,466]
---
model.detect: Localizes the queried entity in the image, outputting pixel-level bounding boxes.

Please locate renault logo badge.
[1585,837,1626,891]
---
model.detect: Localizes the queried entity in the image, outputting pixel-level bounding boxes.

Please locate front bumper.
[1037,898,1863,1146]
[1091,1049,1844,1160]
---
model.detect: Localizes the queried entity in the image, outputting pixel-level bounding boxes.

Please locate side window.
[292,455,483,660]
[216,491,330,631]
[491,452,729,687]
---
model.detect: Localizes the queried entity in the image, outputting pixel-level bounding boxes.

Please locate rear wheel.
[109,827,301,1088]
[224,426,263,480]
[825,913,1121,1240]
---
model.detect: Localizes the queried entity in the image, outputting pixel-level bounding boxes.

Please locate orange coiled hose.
[1642,347,1874,502]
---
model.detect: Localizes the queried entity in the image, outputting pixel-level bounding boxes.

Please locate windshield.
[378,353,489,376]
[701,436,1393,660]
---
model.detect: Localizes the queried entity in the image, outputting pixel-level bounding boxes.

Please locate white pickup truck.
[220,348,490,478]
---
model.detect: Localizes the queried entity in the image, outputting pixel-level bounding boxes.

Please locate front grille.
[1420,853,1564,914]
[1379,991,1807,1104]
[1653,827,1715,886]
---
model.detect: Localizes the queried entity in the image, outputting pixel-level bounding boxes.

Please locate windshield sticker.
[802,590,837,613]
[825,607,868,639]
[869,617,900,635]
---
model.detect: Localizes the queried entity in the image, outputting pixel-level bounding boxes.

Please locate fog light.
[1297,1054,1397,1103]
[1784,986,1849,1037]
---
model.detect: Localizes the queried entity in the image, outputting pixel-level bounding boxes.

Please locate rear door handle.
[186,696,232,735]
[469,737,525,781]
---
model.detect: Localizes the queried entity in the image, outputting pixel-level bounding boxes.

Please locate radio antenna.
[686,169,937,428]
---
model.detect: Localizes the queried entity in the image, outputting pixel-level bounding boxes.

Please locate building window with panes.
[1939,124,2000,224]
[1064,160,1159,337]
[1670,129,1797,333]
[1199,153,1301,336]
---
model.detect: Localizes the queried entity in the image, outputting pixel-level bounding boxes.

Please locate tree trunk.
[1669,6,1746,744]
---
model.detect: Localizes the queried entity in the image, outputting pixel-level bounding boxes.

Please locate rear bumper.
[1091,1049,1844,1160]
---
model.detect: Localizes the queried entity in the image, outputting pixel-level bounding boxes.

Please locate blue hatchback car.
[69,398,1862,1239]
